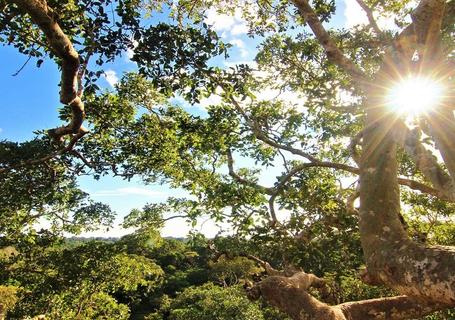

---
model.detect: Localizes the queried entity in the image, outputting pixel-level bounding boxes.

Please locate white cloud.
[104,70,119,87]
[0,128,3,133]
[199,94,223,110]
[93,187,164,197]
[344,0,369,28]
[124,39,139,62]
[204,8,248,37]
[126,48,135,60]
[231,23,248,36]
[230,39,249,58]
[229,39,245,48]
[205,9,237,32]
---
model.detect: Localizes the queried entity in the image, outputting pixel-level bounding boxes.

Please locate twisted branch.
[2,0,89,172]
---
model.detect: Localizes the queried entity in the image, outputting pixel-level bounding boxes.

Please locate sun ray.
[385,76,445,117]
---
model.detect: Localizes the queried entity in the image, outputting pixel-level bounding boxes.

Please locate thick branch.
[394,121,455,200]
[410,0,445,59]
[359,24,455,303]
[291,0,369,84]
[426,108,455,192]
[9,0,88,142]
[251,270,449,320]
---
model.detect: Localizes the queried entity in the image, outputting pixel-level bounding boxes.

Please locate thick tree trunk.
[358,78,455,305]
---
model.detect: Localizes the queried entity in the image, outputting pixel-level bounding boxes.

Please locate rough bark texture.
[356,0,455,306]
[394,121,455,201]
[252,0,455,318]
[250,270,449,320]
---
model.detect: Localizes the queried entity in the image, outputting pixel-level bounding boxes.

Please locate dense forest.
[1,228,454,319]
[1,0,454,319]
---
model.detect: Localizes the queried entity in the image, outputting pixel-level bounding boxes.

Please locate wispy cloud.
[93,187,164,197]
[104,70,119,87]
[199,94,223,110]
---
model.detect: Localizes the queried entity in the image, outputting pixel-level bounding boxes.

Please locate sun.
[386,76,444,116]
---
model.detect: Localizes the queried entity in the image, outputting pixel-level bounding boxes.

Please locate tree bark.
[8,0,87,142]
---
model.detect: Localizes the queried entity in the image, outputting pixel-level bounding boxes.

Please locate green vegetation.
[1,0,455,319]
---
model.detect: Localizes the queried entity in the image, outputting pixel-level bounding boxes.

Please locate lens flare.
[386,76,444,116]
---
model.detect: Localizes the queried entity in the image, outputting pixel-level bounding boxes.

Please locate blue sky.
[0,0,388,237]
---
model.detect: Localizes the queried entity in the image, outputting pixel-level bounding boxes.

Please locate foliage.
[150,283,265,320]
[0,286,18,317]
[3,237,163,319]
[208,256,263,286]
[1,0,454,318]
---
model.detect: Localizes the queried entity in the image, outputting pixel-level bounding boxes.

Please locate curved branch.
[250,270,450,320]
[291,0,369,84]
[226,149,274,195]
[394,121,455,200]
[9,0,88,143]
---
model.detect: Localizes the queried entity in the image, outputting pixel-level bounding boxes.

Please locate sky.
[0,0,384,238]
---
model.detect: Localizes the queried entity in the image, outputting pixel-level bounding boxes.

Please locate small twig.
[12,54,32,76]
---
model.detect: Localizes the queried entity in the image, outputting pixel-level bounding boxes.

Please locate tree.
[145,283,268,320]
[2,236,163,319]
[1,0,454,319]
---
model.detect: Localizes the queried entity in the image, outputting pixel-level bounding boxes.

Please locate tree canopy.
[0,0,454,319]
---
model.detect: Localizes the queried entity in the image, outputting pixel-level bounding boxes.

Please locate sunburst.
[386,76,445,117]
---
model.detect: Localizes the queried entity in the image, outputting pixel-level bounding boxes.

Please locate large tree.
[1,0,454,319]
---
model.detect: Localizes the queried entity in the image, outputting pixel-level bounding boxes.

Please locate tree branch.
[291,0,369,84]
[355,0,382,35]
[426,108,455,193]
[393,121,455,200]
[226,149,274,196]
[0,131,86,174]
[9,0,88,143]
[249,269,450,320]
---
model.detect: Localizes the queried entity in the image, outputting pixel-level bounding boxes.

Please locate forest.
[0,0,454,319]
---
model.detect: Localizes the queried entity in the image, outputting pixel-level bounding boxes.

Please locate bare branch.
[355,0,382,35]
[226,149,274,196]
[9,0,88,143]
[12,54,32,76]
[250,269,450,320]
